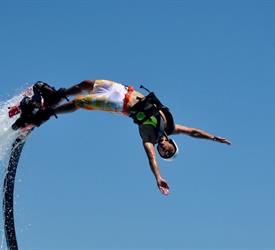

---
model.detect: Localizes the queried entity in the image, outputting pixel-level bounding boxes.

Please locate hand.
[157,177,170,196]
[213,136,231,145]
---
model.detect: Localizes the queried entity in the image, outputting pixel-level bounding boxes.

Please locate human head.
[157,136,179,160]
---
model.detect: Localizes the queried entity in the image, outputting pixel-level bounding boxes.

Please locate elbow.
[190,130,200,137]
[147,151,155,162]
[146,150,157,166]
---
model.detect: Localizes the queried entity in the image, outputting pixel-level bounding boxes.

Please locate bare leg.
[64,80,95,96]
[52,80,95,115]
[54,100,78,114]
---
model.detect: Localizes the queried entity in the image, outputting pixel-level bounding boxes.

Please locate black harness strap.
[129,92,165,124]
[129,85,175,138]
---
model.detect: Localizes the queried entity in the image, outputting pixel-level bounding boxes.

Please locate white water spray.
[0,87,33,250]
[0,86,33,164]
[0,95,22,163]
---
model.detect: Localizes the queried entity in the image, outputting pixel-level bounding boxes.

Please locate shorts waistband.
[122,85,134,115]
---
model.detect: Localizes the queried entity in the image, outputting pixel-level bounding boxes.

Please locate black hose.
[3,134,29,250]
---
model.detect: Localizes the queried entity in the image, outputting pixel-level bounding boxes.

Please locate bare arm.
[173,124,231,145]
[143,142,170,195]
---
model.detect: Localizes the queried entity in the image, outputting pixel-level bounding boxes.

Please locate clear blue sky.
[1,0,274,249]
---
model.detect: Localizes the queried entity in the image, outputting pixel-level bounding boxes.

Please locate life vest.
[129,88,175,140]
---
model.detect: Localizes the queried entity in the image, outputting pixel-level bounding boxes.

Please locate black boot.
[12,117,26,130]
[31,107,56,127]
[33,82,68,106]
[56,88,69,102]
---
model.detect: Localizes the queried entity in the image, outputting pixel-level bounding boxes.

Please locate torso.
[128,90,144,108]
[127,90,168,127]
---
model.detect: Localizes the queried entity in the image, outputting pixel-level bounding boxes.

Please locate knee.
[73,98,82,109]
[79,80,95,90]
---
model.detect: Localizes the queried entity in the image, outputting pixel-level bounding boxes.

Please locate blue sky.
[0,0,275,249]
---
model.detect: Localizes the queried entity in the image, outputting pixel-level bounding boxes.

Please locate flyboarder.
[12,79,231,195]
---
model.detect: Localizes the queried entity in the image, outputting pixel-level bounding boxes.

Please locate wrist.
[156,176,162,182]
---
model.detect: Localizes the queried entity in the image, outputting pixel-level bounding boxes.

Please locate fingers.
[221,138,231,145]
[214,136,231,145]
[159,187,170,196]
[158,179,170,196]
[224,139,231,145]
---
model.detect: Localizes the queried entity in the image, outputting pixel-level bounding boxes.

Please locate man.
[52,79,231,196]
[13,79,231,195]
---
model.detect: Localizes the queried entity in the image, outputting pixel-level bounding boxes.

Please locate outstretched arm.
[143,142,170,195]
[173,124,231,145]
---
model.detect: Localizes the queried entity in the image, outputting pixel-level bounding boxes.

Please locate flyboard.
[2,82,66,250]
